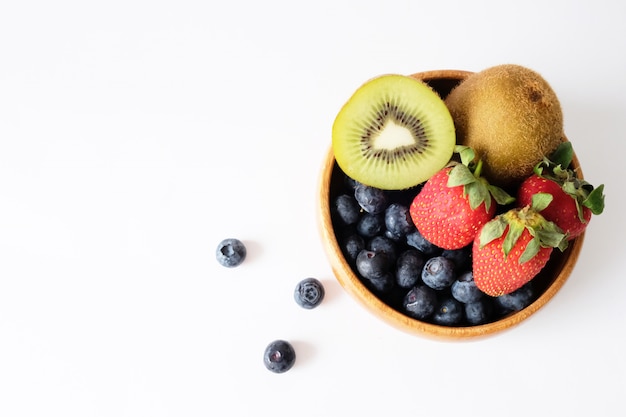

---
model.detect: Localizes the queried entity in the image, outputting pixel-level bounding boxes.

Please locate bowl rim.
[317,69,585,340]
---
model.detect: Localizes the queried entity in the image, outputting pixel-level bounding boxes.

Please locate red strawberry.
[410,146,514,250]
[518,175,589,239]
[517,142,605,240]
[473,193,568,297]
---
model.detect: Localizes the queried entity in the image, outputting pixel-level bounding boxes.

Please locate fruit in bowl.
[318,67,605,339]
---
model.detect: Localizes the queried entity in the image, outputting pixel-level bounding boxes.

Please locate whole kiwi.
[445,64,564,188]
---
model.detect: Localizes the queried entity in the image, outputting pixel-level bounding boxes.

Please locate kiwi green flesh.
[332,74,456,190]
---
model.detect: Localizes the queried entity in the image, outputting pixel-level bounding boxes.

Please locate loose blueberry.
[403,285,437,320]
[451,271,483,304]
[356,213,385,238]
[356,249,391,281]
[294,278,325,309]
[354,183,388,214]
[333,194,361,225]
[494,283,535,313]
[406,229,441,256]
[384,203,415,238]
[263,340,296,374]
[421,256,456,290]
[395,249,425,289]
[216,238,247,268]
[432,298,464,326]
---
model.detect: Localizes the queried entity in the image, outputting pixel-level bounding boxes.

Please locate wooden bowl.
[318,69,584,340]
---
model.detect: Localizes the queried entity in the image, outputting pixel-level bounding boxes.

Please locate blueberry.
[384,203,415,238]
[365,272,395,294]
[494,283,535,313]
[451,271,483,303]
[263,340,296,374]
[367,235,397,263]
[354,183,388,214]
[395,249,425,289]
[421,256,456,290]
[294,278,325,309]
[403,285,437,320]
[356,249,392,281]
[356,213,385,238]
[216,238,247,267]
[465,299,493,325]
[432,298,464,326]
[406,229,441,256]
[341,233,365,264]
[384,229,406,242]
[333,194,361,225]
[441,246,472,272]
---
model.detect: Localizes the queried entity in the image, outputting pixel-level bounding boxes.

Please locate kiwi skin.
[444,64,564,188]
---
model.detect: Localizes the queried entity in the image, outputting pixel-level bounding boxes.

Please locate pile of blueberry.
[331,170,536,327]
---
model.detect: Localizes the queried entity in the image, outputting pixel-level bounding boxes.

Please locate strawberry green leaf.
[534,142,575,179]
[519,237,541,264]
[447,164,476,187]
[583,184,605,215]
[479,217,507,248]
[454,145,475,167]
[531,192,554,212]
[449,145,516,212]
[465,181,491,211]
[535,228,568,251]
[541,218,564,234]
[502,221,524,257]
[487,184,515,206]
[549,142,574,169]
[552,164,569,180]
[562,180,578,196]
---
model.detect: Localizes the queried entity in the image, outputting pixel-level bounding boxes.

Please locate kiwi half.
[332,74,456,190]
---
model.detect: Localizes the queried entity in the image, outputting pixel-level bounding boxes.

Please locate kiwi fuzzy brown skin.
[332,74,456,190]
[444,64,564,189]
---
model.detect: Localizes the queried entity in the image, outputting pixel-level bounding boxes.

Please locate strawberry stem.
[473,159,484,178]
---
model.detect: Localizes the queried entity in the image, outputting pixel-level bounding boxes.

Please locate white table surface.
[1,1,624,416]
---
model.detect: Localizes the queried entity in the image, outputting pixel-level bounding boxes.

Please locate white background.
[1,1,624,416]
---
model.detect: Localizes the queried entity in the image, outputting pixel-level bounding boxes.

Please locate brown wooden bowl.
[318,69,584,340]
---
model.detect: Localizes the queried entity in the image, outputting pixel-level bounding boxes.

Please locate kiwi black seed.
[332,74,456,190]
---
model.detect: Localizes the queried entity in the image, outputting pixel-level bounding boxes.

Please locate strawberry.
[473,193,568,297]
[410,146,514,250]
[517,142,605,240]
